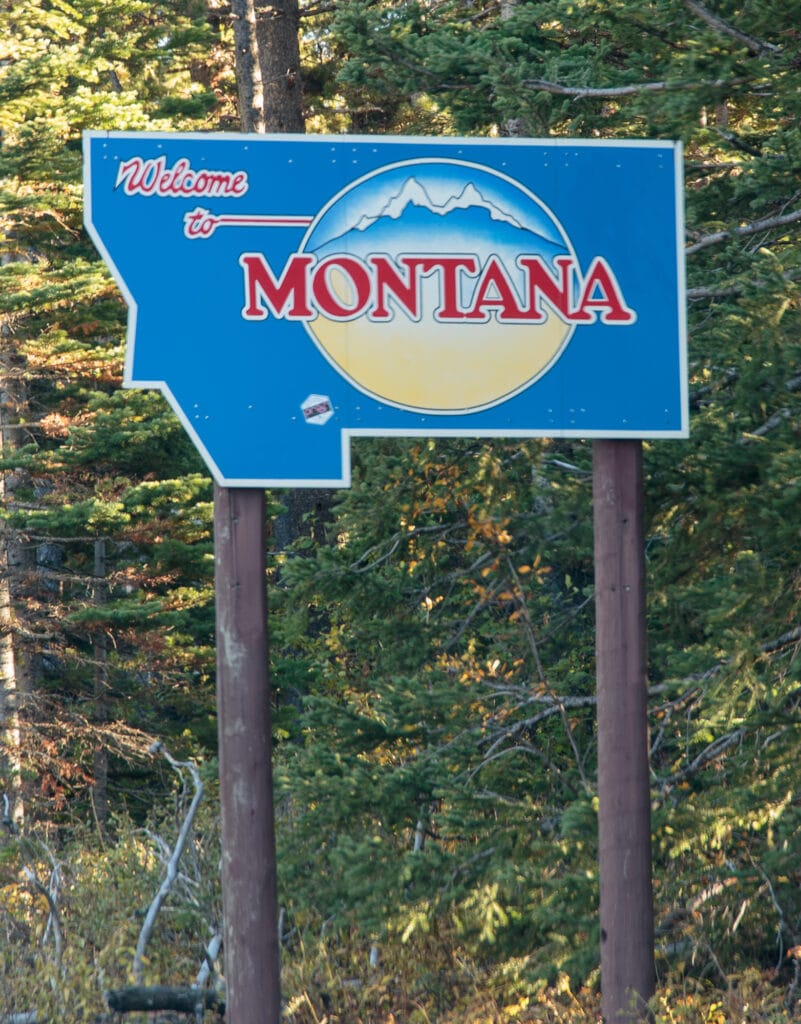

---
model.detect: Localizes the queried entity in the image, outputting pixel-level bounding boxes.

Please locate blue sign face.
[83,132,687,486]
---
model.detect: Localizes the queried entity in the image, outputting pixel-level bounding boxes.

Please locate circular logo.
[300,159,575,414]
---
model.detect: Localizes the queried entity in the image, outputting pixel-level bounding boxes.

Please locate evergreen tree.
[0,0,228,824]
[274,0,801,1001]
[1,0,801,1017]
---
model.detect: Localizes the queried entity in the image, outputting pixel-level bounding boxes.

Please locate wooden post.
[216,7,302,1021]
[214,484,281,1024]
[593,440,655,1023]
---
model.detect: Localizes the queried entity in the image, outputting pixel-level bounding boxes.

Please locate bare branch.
[657,728,746,791]
[133,743,204,985]
[347,522,456,574]
[762,625,801,656]
[686,283,744,300]
[740,407,793,444]
[683,0,782,57]
[686,207,801,255]
[502,554,545,682]
[196,931,223,990]
[525,77,733,98]
[22,862,63,972]
[556,700,592,794]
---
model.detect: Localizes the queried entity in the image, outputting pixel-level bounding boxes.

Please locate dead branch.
[133,742,204,985]
[683,0,782,57]
[525,77,733,98]
[657,728,746,792]
[197,930,223,991]
[739,407,793,443]
[22,858,63,973]
[105,985,224,1014]
[686,206,801,255]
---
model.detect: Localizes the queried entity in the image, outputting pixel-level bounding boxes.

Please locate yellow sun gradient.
[306,265,572,413]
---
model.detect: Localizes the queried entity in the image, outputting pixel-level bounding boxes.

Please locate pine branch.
[479,624,801,791]
[683,0,782,57]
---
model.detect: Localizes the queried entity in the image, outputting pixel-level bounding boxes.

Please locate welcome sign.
[84,133,687,486]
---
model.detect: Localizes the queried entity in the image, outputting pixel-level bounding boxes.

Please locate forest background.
[1,1,801,1021]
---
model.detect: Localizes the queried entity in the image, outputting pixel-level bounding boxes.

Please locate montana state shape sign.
[84,132,687,486]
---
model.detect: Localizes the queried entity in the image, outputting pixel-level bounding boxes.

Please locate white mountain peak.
[352,176,527,233]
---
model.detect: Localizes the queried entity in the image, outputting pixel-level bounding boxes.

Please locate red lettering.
[115,156,250,198]
[575,257,636,324]
[170,158,190,193]
[518,255,580,323]
[237,250,637,328]
[230,172,248,197]
[312,257,372,320]
[463,256,526,321]
[369,256,421,320]
[116,156,156,194]
[239,252,314,320]
[116,156,164,195]
[413,257,477,319]
[158,157,188,194]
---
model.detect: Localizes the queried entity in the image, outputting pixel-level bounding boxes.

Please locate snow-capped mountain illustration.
[310,198,568,267]
[352,177,527,233]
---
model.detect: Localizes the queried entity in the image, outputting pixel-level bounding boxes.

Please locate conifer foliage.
[274,0,801,1007]
[0,0,800,1020]
[0,0,227,823]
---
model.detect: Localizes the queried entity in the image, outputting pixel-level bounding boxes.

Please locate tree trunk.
[91,538,110,836]
[0,341,32,828]
[256,0,304,133]
[232,0,266,133]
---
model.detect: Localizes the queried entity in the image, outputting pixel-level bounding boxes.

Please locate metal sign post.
[83,132,687,1023]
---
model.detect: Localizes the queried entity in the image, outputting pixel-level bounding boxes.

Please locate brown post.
[593,439,655,1023]
[216,6,303,1021]
[214,484,281,1024]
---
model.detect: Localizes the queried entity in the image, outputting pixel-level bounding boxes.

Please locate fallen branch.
[106,985,224,1015]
